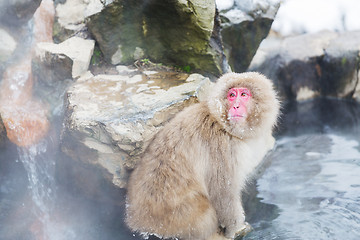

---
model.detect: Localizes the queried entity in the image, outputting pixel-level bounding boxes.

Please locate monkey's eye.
[240,89,251,98]
[227,90,237,100]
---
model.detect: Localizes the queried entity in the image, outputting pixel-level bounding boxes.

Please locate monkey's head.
[208,72,280,139]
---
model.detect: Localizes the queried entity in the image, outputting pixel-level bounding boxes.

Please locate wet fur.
[126,72,280,239]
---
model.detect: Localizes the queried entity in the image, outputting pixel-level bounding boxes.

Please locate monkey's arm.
[208,168,249,239]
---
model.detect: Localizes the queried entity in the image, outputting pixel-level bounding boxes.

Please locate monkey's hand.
[233,222,253,239]
[225,222,253,239]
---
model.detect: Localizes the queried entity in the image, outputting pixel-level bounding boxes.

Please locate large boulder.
[61,67,211,188]
[220,0,280,72]
[86,0,226,75]
[249,31,360,101]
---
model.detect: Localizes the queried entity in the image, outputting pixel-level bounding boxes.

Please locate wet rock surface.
[62,68,211,188]
[249,30,360,101]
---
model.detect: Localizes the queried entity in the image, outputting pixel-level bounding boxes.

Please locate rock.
[0,57,50,147]
[53,0,106,42]
[87,0,144,65]
[32,48,73,117]
[220,0,280,72]
[249,31,360,101]
[61,68,211,188]
[87,0,226,75]
[55,0,105,31]
[143,0,225,75]
[321,31,360,98]
[33,36,95,116]
[35,37,95,78]
[0,29,17,63]
[0,0,41,27]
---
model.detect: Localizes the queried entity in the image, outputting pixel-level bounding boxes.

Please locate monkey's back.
[126,102,221,238]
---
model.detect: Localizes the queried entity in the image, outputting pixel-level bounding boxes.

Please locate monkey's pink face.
[227,87,252,122]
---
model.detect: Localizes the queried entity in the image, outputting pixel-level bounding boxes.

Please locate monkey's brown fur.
[126,72,280,240]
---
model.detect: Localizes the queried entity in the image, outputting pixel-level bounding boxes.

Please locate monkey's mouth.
[228,115,246,121]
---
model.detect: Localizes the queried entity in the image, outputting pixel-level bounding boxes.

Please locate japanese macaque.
[126,72,280,240]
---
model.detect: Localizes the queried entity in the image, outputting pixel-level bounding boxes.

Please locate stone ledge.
[61,68,211,188]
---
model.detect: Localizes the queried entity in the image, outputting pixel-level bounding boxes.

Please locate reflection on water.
[244,134,360,240]
[243,99,360,240]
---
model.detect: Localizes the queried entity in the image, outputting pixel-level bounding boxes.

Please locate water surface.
[243,98,360,240]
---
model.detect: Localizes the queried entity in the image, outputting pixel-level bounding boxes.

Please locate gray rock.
[53,0,106,42]
[32,37,95,116]
[35,37,95,78]
[86,0,145,66]
[55,0,105,31]
[249,31,360,101]
[61,68,211,188]
[87,0,226,75]
[321,31,360,98]
[220,0,280,72]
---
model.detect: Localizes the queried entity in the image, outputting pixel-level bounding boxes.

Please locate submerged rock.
[62,68,210,188]
[249,31,360,101]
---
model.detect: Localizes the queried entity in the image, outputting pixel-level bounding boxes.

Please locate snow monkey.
[126,72,280,240]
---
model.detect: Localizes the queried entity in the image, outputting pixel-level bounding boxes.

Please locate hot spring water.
[1,97,360,240]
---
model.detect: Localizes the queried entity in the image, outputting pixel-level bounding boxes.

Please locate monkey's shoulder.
[144,102,224,152]
[164,102,225,138]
